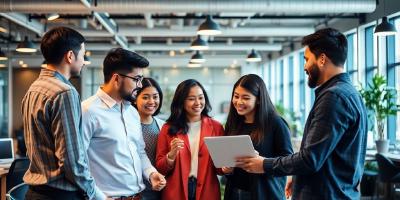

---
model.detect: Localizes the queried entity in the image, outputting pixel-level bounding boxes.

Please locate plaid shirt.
[22,68,105,200]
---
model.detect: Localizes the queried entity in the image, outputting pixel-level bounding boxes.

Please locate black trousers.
[25,185,85,200]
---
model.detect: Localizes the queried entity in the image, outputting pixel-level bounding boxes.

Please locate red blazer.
[156,117,224,200]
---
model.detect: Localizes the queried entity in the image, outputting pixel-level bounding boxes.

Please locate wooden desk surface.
[0,168,9,200]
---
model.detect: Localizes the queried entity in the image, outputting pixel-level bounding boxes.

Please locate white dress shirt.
[82,88,156,197]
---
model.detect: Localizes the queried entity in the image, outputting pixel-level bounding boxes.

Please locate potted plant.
[359,74,399,153]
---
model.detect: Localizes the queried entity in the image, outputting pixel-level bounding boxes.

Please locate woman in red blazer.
[156,79,224,200]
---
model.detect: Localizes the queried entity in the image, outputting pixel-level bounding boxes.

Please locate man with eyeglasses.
[82,48,166,200]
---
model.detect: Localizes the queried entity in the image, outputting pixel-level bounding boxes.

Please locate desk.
[0,169,8,200]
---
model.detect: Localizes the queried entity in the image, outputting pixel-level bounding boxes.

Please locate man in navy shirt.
[238,28,368,200]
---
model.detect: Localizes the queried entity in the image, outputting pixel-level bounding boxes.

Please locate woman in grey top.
[133,77,165,200]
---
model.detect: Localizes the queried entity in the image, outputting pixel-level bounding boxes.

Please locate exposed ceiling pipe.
[80,0,129,49]
[0,13,44,35]
[2,42,282,52]
[0,0,376,14]
[76,26,315,37]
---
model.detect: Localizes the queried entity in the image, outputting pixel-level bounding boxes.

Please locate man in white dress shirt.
[82,48,166,200]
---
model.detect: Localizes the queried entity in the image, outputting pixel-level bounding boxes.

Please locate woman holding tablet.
[156,79,224,200]
[223,74,293,200]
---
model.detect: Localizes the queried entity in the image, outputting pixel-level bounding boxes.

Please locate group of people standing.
[21,25,367,200]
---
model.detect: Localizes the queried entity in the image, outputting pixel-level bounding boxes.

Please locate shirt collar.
[96,87,132,109]
[315,72,350,96]
[39,67,72,86]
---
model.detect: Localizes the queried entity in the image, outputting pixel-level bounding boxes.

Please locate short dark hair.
[302,28,347,66]
[103,48,149,83]
[167,79,211,135]
[41,26,85,65]
[132,77,163,116]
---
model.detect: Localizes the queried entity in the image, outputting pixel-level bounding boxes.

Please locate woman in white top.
[133,77,165,200]
[156,79,224,200]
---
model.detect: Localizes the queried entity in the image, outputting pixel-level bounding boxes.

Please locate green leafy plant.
[359,74,399,140]
[275,103,303,137]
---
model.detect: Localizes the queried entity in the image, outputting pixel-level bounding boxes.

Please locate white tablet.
[204,135,256,168]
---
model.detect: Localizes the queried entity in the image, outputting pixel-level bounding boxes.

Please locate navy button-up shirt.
[264,73,368,200]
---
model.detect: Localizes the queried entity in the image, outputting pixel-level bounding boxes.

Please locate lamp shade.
[246,49,262,62]
[41,60,47,68]
[190,35,209,50]
[187,61,202,68]
[16,36,37,53]
[47,13,60,21]
[84,55,91,65]
[374,17,397,36]
[0,48,7,60]
[190,51,205,63]
[197,15,222,36]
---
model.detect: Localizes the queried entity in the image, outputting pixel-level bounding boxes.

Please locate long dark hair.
[132,77,163,116]
[225,74,279,144]
[167,79,211,135]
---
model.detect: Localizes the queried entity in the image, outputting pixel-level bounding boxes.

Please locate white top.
[82,88,157,197]
[187,121,201,178]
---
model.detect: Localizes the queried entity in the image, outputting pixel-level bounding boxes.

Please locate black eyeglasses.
[117,73,144,86]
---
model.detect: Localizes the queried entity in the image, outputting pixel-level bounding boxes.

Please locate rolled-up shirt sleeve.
[52,89,106,200]
[264,92,352,176]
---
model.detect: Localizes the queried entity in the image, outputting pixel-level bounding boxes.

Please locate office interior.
[0,0,400,199]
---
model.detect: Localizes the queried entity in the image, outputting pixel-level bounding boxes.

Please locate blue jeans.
[188,177,197,200]
[141,189,161,200]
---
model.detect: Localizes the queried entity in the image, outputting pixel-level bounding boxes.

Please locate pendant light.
[197,15,222,36]
[190,51,205,63]
[84,55,91,65]
[374,17,397,36]
[47,13,60,21]
[190,35,209,51]
[16,36,37,53]
[187,61,202,68]
[246,49,262,62]
[0,48,7,60]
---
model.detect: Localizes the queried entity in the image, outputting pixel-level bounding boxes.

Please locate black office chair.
[6,183,29,200]
[375,153,400,199]
[6,158,30,192]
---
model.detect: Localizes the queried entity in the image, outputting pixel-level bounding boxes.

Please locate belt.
[113,193,141,200]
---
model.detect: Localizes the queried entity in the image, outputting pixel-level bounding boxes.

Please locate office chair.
[375,153,400,200]
[6,158,30,192]
[6,183,28,200]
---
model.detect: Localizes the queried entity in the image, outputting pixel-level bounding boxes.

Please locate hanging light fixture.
[246,49,262,62]
[0,48,7,60]
[190,51,206,63]
[190,35,209,51]
[187,61,202,68]
[84,55,91,65]
[374,17,397,36]
[47,13,60,21]
[197,15,222,36]
[16,36,37,53]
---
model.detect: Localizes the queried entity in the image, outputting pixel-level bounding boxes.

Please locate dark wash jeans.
[26,185,85,200]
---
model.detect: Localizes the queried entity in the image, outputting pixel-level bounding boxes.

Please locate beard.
[306,63,321,88]
[119,82,141,102]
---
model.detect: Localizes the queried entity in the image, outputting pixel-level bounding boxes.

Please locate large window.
[365,26,378,85]
[288,56,294,111]
[387,17,400,141]
[299,51,306,124]
[279,60,284,104]
[0,67,8,138]
[346,33,359,83]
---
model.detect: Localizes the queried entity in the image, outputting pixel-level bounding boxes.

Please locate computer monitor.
[0,138,14,164]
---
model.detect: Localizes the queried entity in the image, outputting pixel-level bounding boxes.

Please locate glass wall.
[0,66,8,138]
